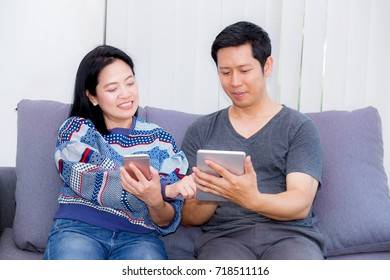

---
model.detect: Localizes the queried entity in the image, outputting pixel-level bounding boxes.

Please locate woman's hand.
[120,164,175,226]
[165,174,197,199]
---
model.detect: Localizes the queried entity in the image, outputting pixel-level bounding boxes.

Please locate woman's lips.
[118,101,133,109]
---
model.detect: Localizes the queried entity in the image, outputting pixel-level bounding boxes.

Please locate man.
[181,21,326,260]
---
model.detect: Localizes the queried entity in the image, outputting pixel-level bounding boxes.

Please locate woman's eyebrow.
[103,75,134,88]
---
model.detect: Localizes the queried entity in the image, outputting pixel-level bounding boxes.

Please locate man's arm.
[181,199,218,227]
[191,157,319,222]
[246,172,319,221]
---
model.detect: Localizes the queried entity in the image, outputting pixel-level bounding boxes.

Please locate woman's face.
[88,59,139,129]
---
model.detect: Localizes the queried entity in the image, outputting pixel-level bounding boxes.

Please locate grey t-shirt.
[181,106,323,232]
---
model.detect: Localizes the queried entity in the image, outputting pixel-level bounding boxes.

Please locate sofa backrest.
[143,106,201,149]
[13,99,390,258]
[14,100,70,252]
[307,108,390,256]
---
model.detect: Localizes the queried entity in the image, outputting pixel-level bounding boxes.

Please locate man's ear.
[86,90,98,106]
[263,56,273,77]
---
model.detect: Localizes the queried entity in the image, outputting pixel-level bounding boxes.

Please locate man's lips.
[232,91,245,97]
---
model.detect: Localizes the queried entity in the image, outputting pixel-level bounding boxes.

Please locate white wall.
[106,0,390,178]
[1,0,389,179]
[106,0,285,114]
[0,0,105,167]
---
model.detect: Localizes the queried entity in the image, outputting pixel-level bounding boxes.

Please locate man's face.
[216,43,271,108]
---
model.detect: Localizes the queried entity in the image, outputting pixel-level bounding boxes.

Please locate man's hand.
[193,155,259,208]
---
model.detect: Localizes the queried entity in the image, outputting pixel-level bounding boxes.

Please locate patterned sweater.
[53,115,188,236]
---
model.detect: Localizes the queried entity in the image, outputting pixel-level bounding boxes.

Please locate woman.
[43,45,195,260]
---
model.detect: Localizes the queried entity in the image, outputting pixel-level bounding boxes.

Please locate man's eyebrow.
[218,64,252,70]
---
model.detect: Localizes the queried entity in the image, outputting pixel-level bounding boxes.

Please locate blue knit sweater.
[53,115,188,236]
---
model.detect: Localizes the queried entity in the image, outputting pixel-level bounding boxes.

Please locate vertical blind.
[106,0,390,176]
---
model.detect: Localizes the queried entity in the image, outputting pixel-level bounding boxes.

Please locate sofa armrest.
[0,167,16,234]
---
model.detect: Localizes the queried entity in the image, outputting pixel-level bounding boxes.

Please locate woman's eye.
[107,87,117,93]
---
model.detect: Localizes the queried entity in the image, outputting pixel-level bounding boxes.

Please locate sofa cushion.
[308,107,390,257]
[14,100,70,252]
[13,99,148,252]
[0,228,43,260]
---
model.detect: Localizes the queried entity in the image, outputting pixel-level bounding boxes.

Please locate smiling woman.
[42,45,197,260]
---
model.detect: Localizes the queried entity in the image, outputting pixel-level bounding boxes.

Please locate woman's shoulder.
[59,116,97,132]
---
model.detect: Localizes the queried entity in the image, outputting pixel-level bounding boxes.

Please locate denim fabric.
[43,219,167,260]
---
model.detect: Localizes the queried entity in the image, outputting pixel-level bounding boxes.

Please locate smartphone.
[196,149,246,201]
[123,154,151,181]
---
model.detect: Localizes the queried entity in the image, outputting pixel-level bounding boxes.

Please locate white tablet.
[196,149,246,201]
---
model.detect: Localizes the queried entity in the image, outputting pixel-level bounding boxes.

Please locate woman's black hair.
[69,45,135,134]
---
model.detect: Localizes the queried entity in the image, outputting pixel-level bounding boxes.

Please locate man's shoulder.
[280,106,313,124]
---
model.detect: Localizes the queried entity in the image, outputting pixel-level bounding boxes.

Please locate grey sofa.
[1,99,390,260]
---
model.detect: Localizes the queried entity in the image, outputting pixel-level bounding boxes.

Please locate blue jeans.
[43,219,167,260]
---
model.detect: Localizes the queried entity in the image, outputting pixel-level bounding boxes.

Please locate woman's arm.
[55,117,129,210]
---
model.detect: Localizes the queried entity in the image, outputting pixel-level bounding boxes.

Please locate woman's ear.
[263,56,273,77]
[86,90,98,106]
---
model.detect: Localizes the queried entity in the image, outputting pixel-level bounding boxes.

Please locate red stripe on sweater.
[99,173,109,206]
[80,148,91,162]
